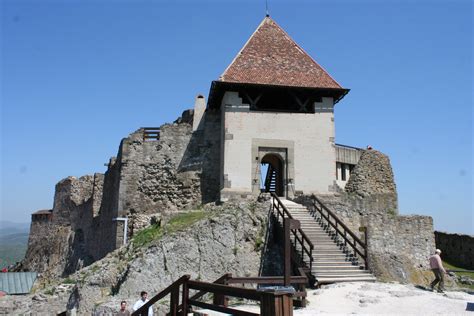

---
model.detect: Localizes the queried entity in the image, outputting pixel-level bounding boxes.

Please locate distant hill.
[0,221,30,269]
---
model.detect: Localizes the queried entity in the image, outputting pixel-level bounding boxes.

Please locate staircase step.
[316,276,377,283]
[280,199,376,284]
[301,253,349,258]
[313,265,361,269]
[313,260,357,264]
[313,269,370,277]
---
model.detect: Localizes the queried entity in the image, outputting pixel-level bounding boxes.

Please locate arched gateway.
[261,153,285,197]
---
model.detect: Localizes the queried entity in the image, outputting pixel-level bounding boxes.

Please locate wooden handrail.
[227,276,307,284]
[188,300,259,316]
[132,275,190,316]
[133,274,297,316]
[310,195,369,270]
[187,280,262,300]
[270,193,314,274]
[272,194,314,250]
[189,273,232,301]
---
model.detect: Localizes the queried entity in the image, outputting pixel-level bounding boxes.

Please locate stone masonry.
[435,231,474,269]
[21,108,221,277]
[296,149,436,284]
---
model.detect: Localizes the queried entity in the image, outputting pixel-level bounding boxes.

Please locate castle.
[22,17,434,284]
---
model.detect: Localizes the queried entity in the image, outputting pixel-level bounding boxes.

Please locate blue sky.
[1,0,472,234]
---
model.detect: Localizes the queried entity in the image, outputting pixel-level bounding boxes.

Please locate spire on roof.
[219,17,343,90]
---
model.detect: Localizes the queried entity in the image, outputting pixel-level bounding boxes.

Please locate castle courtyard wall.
[435,231,474,269]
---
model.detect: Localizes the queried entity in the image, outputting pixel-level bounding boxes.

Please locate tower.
[207,17,349,200]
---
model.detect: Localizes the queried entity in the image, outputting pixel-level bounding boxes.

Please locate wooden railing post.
[169,284,179,316]
[360,226,369,270]
[310,195,370,273]
[261,291,293,316]
[181,279,188,316]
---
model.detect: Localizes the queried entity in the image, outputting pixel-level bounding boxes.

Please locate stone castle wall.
[435,231,474,269]
[22,109,221,277]
[22,174,105,277]
[295,149,436,284]
[344,149,398,214]
[366,214,435,283]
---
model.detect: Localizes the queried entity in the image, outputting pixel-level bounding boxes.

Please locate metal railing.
[270,193,314,274]
[309,195,368,270]
[142,127,160,141]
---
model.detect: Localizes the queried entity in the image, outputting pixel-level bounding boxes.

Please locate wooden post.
[261,291,293,316]
[284,218,300,286]
[169,285,179,316]
[181,280,188,316]
[359,226,369,270]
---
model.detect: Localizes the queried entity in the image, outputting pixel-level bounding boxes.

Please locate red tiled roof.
[219,17,343,89]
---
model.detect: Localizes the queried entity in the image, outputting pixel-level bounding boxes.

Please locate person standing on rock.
[429,249,446,293]
[117,301,131,316]
[133,291,153,316]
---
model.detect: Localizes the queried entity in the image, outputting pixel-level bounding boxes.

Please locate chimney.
[193,94,206,131]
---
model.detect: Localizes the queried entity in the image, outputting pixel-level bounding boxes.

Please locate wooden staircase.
[279,199,376,284]
[264,165,277,193]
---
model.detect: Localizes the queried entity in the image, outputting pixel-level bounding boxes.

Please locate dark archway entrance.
[261,153,285,197]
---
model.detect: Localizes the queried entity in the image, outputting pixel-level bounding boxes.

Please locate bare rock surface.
[65,200,267,315]
[2,200,269,315]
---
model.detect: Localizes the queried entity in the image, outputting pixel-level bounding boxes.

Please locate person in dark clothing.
[117,300,131,316]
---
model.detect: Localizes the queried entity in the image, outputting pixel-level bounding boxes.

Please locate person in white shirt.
[132,291,153,316]
[429,249,446,293]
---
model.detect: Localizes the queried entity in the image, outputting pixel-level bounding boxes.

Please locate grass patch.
[254,236,264,251]
[132,210,210,248]
[443,260,474,290]
[62,278,76,285]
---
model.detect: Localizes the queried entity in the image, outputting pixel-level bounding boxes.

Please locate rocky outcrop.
[66,201,269,315]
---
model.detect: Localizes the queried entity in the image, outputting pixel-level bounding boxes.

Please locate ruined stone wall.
[115,109,221,243]
[344,149,398,214]
[118,123,199,218]
[22,174,106,277]
[22,110,222,276]
[365,214,435,283]
[92,158,121,258]
[295,148,435,284]
[435,231,474,269]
